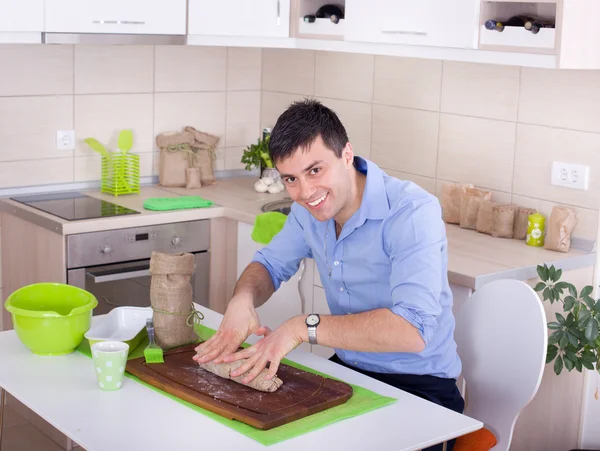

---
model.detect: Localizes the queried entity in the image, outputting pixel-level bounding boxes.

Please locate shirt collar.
[354,156,390,221]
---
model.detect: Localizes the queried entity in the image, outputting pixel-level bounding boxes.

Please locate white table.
[0,308,482,451]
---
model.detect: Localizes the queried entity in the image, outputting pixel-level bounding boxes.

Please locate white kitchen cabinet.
[344,0,479,49]
[188,0,291,38]
[0,0,44,32]
[0,0,43,42]
[44,0,186,35]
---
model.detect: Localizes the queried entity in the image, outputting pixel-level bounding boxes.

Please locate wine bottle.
[524,18,555,34]
[485,15,532,32]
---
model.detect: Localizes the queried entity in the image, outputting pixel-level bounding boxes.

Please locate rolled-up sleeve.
[252,204,313,291]
[385,197,445,346]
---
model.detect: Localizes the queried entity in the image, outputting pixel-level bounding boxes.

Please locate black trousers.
[329,354,465,451]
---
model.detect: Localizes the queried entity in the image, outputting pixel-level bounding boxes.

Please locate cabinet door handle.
[382,29,427,36]
[277,0,281,26]
[92,20,146,25]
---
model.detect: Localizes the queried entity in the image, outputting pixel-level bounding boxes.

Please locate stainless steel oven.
[66,220,210,316]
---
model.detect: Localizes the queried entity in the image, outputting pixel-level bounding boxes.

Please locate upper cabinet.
[344,0,479,49]
[188,0,291,38]
[0,0,44,32]
[44,0,187,35]
[0,0,44,42]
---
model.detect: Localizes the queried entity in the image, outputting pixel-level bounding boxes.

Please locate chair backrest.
[455,279,548,451]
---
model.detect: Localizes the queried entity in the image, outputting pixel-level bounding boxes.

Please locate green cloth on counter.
[251,211,288,245]
[76,324,396,446]
[143,196,214,211]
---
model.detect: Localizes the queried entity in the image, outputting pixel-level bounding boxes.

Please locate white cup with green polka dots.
[91,341,129,391]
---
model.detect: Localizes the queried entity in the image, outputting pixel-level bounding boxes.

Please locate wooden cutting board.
[125,343,353,430]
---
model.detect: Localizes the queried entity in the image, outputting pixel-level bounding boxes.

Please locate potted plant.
[241,134,284,194]
[535,263,600,378]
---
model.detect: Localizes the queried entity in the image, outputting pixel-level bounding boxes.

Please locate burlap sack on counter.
[156,131,196,187]
[491,204,517,238]
[476,200,497,235]
[184,126,220,187]
[150,251,200,349]
[544,206,578,253]
[460,187,492,230]
[513,207,537,240]
[186,168,202,189]
[441,182,474,224]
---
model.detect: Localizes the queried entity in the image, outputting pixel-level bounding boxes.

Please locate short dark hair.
[268,98,349,163]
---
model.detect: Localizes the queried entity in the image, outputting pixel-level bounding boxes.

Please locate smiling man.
[194,99,463,450]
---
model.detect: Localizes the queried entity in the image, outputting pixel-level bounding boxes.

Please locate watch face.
[306,314,319,326]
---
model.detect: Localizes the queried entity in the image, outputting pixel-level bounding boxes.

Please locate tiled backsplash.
[259,48,600,242]
[0,44,262,189]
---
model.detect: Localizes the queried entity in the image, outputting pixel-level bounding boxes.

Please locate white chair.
[454,279,548,451]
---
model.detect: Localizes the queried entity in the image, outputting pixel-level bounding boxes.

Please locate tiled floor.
[2,406,86,451]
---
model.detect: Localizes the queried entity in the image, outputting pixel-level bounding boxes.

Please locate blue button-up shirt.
[252,157,462,379]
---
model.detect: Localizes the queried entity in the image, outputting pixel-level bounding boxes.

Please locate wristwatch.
[305,314,320,345]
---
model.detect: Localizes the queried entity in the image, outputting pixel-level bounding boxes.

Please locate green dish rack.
[101,152,140,196]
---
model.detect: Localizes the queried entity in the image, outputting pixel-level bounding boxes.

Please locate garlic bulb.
[254,179,268,193]
[267,181,284,194]
[261,176,274,186]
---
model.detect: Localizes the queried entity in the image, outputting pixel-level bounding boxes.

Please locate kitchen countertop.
[0,306,483,451]
[0,176,596,290]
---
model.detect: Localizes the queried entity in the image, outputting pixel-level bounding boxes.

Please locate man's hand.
[193,295,265,365]
[223,316,306,384]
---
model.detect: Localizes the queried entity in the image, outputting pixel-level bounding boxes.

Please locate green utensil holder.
[101,152,140,196]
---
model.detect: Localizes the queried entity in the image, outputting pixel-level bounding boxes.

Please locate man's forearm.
[296,309,426,353]
[232,262,275,308]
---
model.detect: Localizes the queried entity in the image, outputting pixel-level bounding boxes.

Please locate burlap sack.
[156,131,196,187]
[513,207,536,240]
[149,251,199,349]
[441,182,474,224]
[184,126,220,186]
[544,206,578,253]
[491,204,516,238]
[476,200,497,235]
[186,168,202,189]
[460,187,492,230]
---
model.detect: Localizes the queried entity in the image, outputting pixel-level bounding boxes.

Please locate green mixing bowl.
[4,283,98,356]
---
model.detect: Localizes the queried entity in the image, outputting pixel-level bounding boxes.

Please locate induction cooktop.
[10,191,140,221]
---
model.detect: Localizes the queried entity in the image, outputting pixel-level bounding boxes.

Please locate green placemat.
[77,324,396,446]
[143,196,214,211]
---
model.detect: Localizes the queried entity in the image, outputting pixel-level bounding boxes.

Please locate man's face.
[275,135,354,223]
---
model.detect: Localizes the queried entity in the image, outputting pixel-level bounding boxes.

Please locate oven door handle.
[86,268,150,283]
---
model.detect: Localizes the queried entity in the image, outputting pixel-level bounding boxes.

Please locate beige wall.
[260,48,600,243]
[0,44,263,189]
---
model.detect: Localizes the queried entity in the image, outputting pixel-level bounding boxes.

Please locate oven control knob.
[100,245,112,254]
[171,237,181,246]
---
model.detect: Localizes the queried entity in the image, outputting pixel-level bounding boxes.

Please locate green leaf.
[582,349,596,362]
[546,345,558,363]
[543,287,551,302]
[586,319,599,343]
[537,264,549,281]
[556,313,566,325]
[560,333,570,349]
[577,359,583,372]
[551,288,560,303]
[566,313,576,326]
[581,286,594,298]
[566,348,578,362]
[534,282,546,292]
[583,359,595,370]
[594,301,600,314]
[564,296,576,311]
[568,284,578,298]
[554,355,564,375]
[549,266,557,282]
[555,268,563,281]
[564,356,575,371]
[548,330,562,345]
[548,321,562,330]
[585,296,596,310]
[567,331,579,347]
[579,309,592,328]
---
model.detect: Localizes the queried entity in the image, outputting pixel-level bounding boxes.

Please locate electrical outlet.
[551,161,590,190]
[56,130,75,150]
